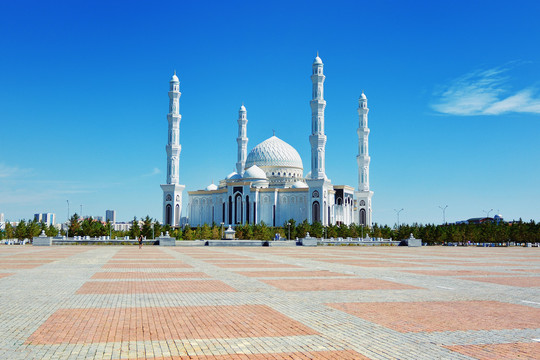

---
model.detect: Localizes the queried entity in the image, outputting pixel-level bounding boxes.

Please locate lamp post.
[152,222,155,240]
[80,204,83,219]
[438,205,448,224]
[220,222,224,239]
[483,209,493,218]
[287,222,291,240]
[394,208,404,228]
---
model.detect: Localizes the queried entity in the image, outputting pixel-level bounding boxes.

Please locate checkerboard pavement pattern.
[0,245,538,359]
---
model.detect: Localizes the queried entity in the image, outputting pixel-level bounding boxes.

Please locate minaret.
[167,71,181,184]
[357,92,370,191]
[309,53,327,180]
[355,91,373,227]
[160,71,185,227]
[236,104,248,175]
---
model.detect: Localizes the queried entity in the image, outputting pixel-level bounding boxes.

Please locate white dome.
[360,92,367,100]
[226,171,241,180]
[170,73,179,82]
[243,165,267,179]
[313,56,323,65]
[205,183,218,191]
[291,181,308,189]
[245,136,303,170]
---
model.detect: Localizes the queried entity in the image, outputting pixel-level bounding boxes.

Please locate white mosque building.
[161,55,373,228]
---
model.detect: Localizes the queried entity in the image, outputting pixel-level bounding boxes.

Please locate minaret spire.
[160,72,185,226]
[355,91,373,227]
[309,53,327,179]
[236,104,248,175]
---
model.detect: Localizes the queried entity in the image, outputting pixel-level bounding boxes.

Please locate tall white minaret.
[309,53,327,180]
[167,72,181,184]
[161,71,185,226]
[357,92,370,191]
[355,91,373,227]
[236,104,248,175]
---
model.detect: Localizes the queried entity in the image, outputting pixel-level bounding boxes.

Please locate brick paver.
[1,245,539,360]
[327,300,540,332]
[91,272,210,279]
[76,280,237,294]
[263,278,422,291]
[459,276,540,287]
[445,342,540,360]
[27,305,318,344]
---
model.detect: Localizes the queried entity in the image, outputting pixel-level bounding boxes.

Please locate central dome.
[245,136,303,171]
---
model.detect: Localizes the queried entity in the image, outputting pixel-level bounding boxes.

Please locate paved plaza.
[0,245,539,359]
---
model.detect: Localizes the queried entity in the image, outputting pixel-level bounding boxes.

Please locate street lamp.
[287,222,291,240]
[80,204,83,218]
[152,222,155,240]
[394,208,404,228]
[220,222,224,239]
[483,209,493,218]
[438,205,448,224]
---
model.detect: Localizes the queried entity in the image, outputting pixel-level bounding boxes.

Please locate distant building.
[456,214,504,225]
[0,213,4,222]
[34,213,56,226]
[105,210,116,223]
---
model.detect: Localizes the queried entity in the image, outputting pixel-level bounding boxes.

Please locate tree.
[141,216,153,239]
[296,220,310,238]
[46,224,57,237]
[68,213,81,237]
[4,223,14,239]
[15,220,27,240]
[200,224,212,239]
[183,226,194,240]
[310,221,323,238]
[129,217,141,239]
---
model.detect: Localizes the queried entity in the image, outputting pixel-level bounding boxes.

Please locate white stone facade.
[185,55,374,228]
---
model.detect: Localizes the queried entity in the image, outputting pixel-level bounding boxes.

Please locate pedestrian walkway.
[0,245,538,359]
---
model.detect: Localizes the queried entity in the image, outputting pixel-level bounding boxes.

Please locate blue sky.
[1,0,539,225]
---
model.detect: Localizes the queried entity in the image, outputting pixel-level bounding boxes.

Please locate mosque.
[160,55,373,228]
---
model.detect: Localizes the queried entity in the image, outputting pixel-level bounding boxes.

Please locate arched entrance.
[360,208,366,225]
[166,204,172,225]
[312,201,320,223]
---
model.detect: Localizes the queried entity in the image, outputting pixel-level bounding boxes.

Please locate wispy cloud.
[142,167,161,177]
[0,163,31,178]
[432,65,540,116]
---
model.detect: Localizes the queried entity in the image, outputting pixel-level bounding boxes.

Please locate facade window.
[360,200,365,206]
[312,190,320,198]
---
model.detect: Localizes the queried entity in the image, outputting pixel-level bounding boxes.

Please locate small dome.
[313,55,323,65]
[226,171,241,180]
[360,92,367,100]
[205,183,218,191]
[240,104,246,112]
[170,72,179,82]
[243,165,267,179]
[291,181,308,189]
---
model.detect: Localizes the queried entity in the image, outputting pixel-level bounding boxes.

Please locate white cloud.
[432,66,540,116]
[0,163,31,178]
[142,168,161,177]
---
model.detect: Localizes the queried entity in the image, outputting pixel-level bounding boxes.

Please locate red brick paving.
[91,272,209,279]
[134,350,370,360]
[102,263,192,269]
[321,259,427,267]
[0,264,44,269]
[235,270,352,278]
[403,270,510,276]
[76,280,237,294]
[327,301,540,332]
[445,342,540,360]
[26,305,318,344]
[214,263,301,268]
[0,273,14,279]
[262,278,422,291]
[460,276,540,287]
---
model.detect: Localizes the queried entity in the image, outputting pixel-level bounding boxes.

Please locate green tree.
[310,221,323,238]
[141,216,153,239]
[129,217,141,239]
[46,224,58,237]
[4,223,14,239]
[296,220,310,238]
[15,220,27,240]
[201,224,212,239]
[68,213,81,237]
[27,219,41,239]
[183,226,194,240]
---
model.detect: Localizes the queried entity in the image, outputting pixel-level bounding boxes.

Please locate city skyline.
[1,1,539,225]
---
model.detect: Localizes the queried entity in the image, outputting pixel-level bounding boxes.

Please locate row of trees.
[2,215,539,244]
